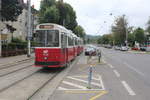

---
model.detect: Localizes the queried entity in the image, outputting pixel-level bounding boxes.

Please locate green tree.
[146,17,150,34]
[39,0,57,23]
[39,0,85,38]
[74,25,85,38]
[98,34,112,45]
[111,15,128,45]
[133,27,145,44]
[56,1,77,30]
[41,5,60,23]
[128,33,135,46]
[1,0,23,21]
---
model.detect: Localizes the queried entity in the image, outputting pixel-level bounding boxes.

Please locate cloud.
[64,0,150,35]
[24,0,150,35]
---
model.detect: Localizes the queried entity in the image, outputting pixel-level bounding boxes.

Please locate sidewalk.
[0,53,35,66]
[128,50,148,54]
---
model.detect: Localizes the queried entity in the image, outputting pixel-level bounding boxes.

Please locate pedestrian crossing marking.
[67,76,101,87]
[62,81,87,89]
[57,74,105,91]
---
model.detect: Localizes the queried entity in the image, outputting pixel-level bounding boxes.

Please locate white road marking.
[99,75,105,90]
[62,81,86,89]
[58,87,67,90]
[92,77,100,81]
[67,76,101,87]
[108,64,114,68]
[113,70,120,77]
[121,81,136,96]
[58,89,104,91]
[124,62,145,77]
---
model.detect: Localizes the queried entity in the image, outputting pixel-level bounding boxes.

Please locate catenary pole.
[27,0,31,57]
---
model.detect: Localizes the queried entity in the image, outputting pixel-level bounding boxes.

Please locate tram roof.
[35,23,80,39]
[36,23,69,32]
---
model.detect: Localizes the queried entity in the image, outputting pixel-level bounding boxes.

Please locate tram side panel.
[35,48,66,68]
[67,47,74,62]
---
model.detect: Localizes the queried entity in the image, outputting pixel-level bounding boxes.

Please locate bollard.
[87,65,93,89]
[98,51,101,63]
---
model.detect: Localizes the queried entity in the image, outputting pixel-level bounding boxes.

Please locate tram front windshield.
[36,30,59,47]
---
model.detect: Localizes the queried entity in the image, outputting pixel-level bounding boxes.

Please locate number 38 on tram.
[34,23,83,68]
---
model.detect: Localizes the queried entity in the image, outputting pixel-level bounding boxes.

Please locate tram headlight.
[44,57,48,60]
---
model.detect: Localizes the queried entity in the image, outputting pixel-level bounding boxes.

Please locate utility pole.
[0,0,2,57]
[27,0,32,57]
[123,15,128,47]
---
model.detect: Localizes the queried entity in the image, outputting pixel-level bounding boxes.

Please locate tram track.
[0,69,37,93]
[0,68,61,100]
[27,72,58,100]
[0,57,34,70]
[0,64,33,77]
[0,55,81,100]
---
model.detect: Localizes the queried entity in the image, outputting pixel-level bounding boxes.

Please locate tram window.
[61,34,66,47]
[75,39,78,45]
[36,30,46,46]
[68,37,74,46]
[47,30,59,47]
[36,30,59,47]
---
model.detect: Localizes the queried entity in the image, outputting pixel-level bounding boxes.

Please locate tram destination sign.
[39,25,54,29]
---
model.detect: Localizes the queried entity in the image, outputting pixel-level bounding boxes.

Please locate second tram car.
[34,23,83,68]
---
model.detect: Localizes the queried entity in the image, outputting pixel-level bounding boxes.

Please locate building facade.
[0,0,38,56]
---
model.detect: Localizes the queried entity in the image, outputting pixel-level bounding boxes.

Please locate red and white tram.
[34,23,83,68]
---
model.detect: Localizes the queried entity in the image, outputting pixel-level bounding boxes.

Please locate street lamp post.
[0,0,2,57]
[27,0,32,57]
[123,15,128,47]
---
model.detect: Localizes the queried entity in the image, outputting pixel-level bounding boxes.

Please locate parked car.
[120,46,128,51]
[114,46,121,50]
[132,47,139,50]
[140,46,146,51]
[85,46,97,56]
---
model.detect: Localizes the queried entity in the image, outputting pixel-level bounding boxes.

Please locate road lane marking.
[89,91,108,100]
[98,75,105,90]
[67,76,101,87]
[62,81,86,89]
[65,90,102,93]
[108,64,114,68]
[65,90,108,100]
[124,62,145,77]
[59,89,105,91]
[58,87,67,90]
[113,70,120,77]
[121,81,136,96]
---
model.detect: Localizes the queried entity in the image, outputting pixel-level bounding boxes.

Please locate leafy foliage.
[40,5,60,23]
[146,17,150,35]
[111,15,128,45]
[97,34,113,45]
[74,25,86,38]
[1,0,23,21]
[133,27,145,44]
[39,0,83,37]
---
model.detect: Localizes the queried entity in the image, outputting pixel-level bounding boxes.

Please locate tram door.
[61,33,68,66]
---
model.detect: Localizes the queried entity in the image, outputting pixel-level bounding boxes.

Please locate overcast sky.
[24,0,150,35]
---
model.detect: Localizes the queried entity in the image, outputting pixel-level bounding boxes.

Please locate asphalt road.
[50,48,150,100]
[0,50,150,100]
[101,47,150,100]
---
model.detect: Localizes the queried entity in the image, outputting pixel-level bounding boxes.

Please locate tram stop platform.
[50,55,110,100]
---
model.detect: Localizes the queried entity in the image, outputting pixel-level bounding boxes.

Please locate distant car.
[114,46,121,50]
[140,46,146,51]
[107,45,112,49]
[85,46,97,56]
[120,46,128,51]
[132,47,139,50]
